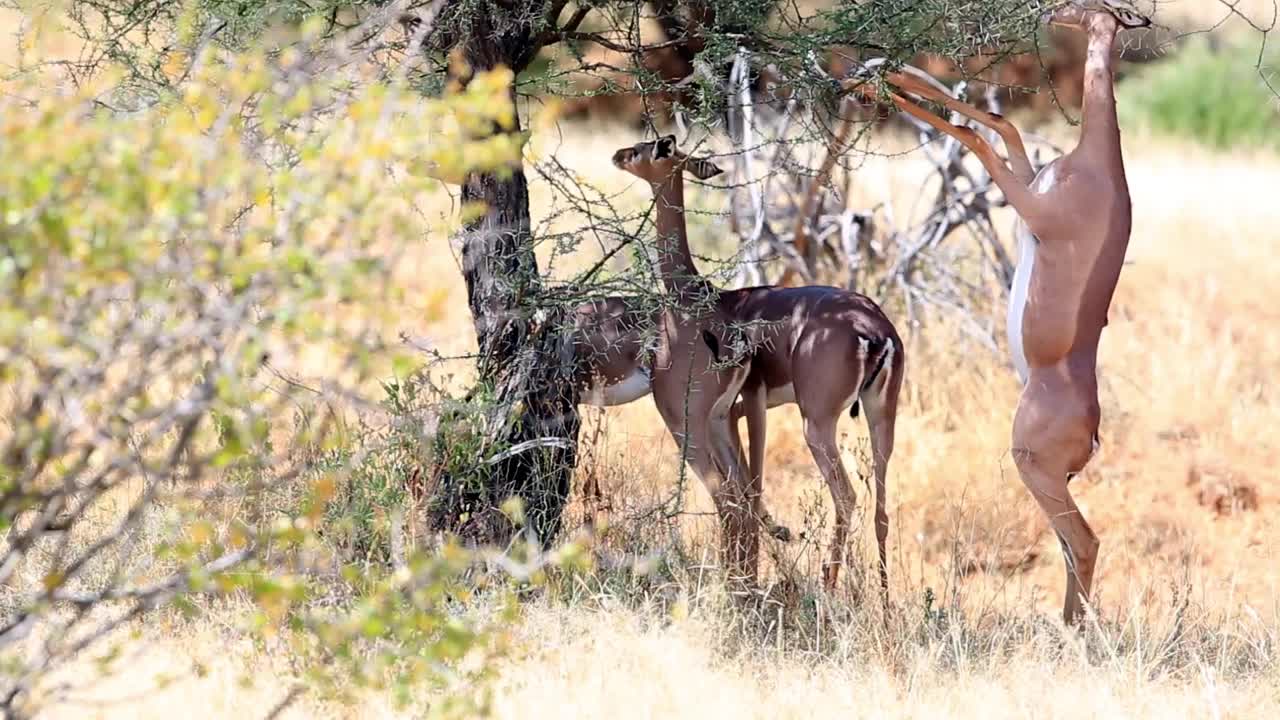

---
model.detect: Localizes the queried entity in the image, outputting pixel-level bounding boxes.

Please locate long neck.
[1079,16,1121,157]
[650,170,702,295]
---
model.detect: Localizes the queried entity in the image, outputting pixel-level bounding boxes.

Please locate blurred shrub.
[311,377,430,566]
[0,29,532,717]
[1120,39,1280,151]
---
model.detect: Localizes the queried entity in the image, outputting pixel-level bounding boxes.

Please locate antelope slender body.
[611,138,764,581]
[613,136,904,590]
[723,284,903,589]
[869,0,1149,624]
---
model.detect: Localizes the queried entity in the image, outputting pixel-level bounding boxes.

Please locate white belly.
[1007,223,1035,386]
[590,369,651,407]
[1006,161,1058,386]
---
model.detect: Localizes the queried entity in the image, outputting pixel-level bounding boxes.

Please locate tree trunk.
[424,7,581,547]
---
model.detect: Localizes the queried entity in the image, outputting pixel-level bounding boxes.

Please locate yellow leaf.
[42,571,65,592]
[189,520,214,545]
[308,473,337,522]
[161,51,189,83]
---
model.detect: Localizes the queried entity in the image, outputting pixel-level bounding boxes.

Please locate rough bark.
[424,2,581,547]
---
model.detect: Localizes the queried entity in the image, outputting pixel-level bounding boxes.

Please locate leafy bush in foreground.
[0,29,528,716]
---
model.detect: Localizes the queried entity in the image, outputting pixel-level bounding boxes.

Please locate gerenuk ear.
[685,156,725,180]
[1110,3,1152,29]
[653,135,677,159]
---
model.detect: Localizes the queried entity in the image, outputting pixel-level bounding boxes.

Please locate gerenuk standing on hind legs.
[849,0,1151,624]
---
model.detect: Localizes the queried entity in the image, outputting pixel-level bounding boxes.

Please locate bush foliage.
[0,30,531,716]
[1120,39,1280,151]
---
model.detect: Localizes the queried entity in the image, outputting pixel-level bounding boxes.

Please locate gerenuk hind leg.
[1012,377,1102,624]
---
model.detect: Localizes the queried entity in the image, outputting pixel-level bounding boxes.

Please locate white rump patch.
[876,340,895,402]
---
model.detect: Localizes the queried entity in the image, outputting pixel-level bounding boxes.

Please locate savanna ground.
[4,2,1280,718]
